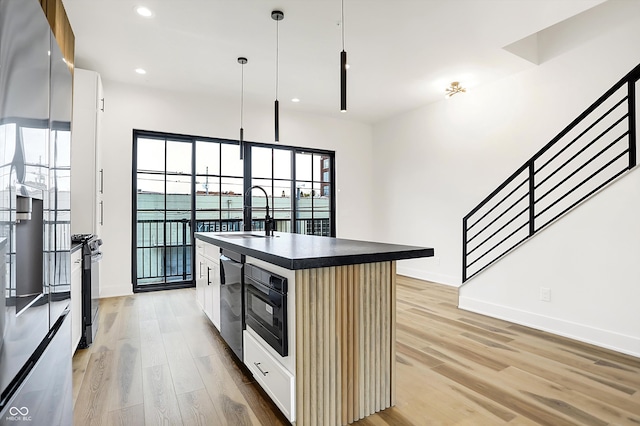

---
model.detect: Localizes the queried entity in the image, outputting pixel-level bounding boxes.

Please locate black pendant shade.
[341,50,347,112]
[274,99,280,142]
[239,127,244,160]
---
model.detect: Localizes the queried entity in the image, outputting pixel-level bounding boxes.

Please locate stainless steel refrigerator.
[0,0,73,424]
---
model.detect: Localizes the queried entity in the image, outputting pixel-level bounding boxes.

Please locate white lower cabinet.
[195,245,221,331]
[70,249,83,353]
[244,330,295,422]
[195,249,206,311]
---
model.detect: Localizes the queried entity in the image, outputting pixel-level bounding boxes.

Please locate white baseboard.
[459,296,640,358]
[396,265,459,287]
[99,284,133,298]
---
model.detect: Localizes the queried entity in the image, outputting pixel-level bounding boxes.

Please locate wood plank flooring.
[72,277,640,425]
[72,288,287,426]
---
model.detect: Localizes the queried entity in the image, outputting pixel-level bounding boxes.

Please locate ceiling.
[61,0,605,124]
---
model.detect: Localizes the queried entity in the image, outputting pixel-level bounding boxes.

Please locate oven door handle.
[246,280,282,308]
[246,278,271,296]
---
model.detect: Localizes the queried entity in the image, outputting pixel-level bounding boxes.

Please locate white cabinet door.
[70,250,83,353]
[95,75,104,233]
[203,259,215,324]
[244,330,295,421]
[195,252,206,311]
[71,68,103,236]
[195,240,221,330]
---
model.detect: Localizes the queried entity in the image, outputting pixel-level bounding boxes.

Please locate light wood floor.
[72,276,640,425]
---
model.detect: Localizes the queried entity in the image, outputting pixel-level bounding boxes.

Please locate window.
[134,135,193,291]
[294,152,332,236]
[250,146,293,233]
[248,146,334,236]
[195,140,244,234]
[132,130,335,291]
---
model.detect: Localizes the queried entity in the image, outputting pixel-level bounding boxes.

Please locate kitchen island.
[194,231,434,425]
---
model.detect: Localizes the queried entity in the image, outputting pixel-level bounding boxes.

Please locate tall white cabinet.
[71,68,104,236]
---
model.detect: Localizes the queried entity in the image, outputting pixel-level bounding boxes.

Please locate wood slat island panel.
[296,262,396,426]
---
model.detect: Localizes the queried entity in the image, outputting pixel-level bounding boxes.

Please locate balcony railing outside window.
[133,130,335,291]
[136,217,329,282]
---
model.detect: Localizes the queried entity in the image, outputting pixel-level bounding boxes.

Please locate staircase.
[462,64,640,282]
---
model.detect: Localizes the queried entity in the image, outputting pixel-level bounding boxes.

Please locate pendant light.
[238,57,247,159]
[340,0,347,112]
[272,10,284,142]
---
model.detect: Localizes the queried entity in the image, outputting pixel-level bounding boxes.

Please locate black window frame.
[131,129,336,292]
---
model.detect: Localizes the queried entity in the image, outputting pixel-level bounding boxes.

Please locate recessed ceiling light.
[291,98,300,103]
[135,68,147,75]
[136,6,153,17]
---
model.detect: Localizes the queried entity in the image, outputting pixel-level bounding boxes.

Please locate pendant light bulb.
[238,57,247,159]
[272,10,284,142]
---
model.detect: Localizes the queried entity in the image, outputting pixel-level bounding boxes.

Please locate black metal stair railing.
[462,64,640,283]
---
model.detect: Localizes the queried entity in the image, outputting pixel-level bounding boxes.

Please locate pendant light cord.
[240,63,244,126]
[276,19,279,101]
[341,0,345,51]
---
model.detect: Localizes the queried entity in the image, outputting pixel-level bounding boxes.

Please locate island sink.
[214,233,274,239]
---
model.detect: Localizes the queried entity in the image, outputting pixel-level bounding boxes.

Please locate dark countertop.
[195,231,434,270]
[71,241,82,253]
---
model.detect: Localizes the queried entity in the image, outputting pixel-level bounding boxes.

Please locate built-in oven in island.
[244,263,288,357]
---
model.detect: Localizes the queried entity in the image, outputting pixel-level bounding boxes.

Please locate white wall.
[372,0,640,355]
[460,167,640,356]
[373,0,640,285]
[98,82,374,298]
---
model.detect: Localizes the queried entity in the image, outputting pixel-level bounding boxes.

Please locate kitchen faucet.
[244,185,274,236]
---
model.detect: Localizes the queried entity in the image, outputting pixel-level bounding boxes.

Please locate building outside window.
[320,155,331,202]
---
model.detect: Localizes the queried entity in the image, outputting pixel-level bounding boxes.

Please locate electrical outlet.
[539,287,551,302]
